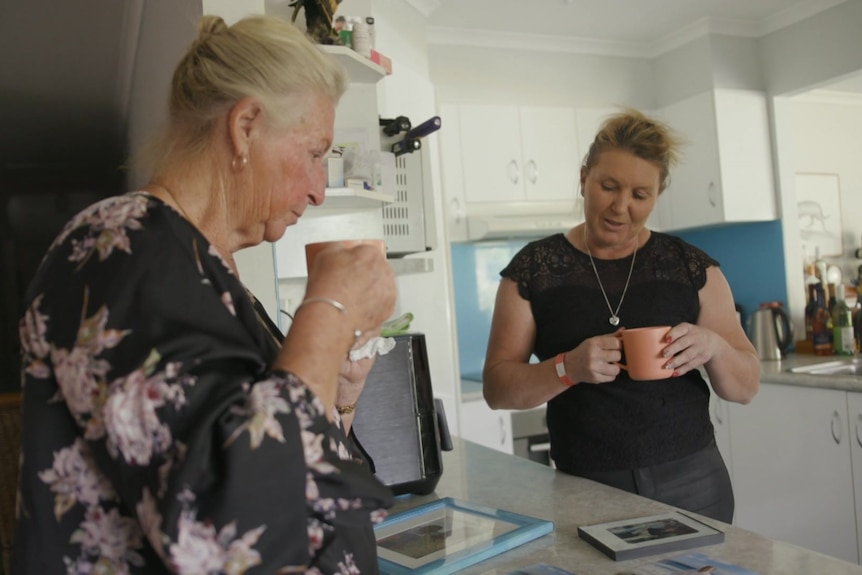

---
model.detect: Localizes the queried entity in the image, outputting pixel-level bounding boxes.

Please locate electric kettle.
[748,302,794,360]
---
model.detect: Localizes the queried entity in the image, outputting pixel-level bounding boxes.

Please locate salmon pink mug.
[616,326,672,381]
[304,238,386,273]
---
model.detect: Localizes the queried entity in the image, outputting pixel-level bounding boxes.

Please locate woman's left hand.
[661,322,721,376]
[336,353,376,409]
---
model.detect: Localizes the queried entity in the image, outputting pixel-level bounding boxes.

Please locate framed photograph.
[374,497,554,574]
[796,172,844,257]
[627,551,760,574]
[577,511,725,561]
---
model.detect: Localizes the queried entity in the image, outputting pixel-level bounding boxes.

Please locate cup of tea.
[304,238,386,273]
[616,326,672,381]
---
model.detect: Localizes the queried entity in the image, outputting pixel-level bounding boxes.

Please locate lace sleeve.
[676,237,720,290]
[500,242,538,301]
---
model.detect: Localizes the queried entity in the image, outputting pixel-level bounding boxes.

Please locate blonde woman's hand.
[305,243,397,337]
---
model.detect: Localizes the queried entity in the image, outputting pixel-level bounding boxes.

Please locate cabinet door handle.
[507,159,520,185]
[707,181,717,207]
[449,197,463,224]
[498,415,507,445]
[526,159,538,184]
[856,414,862,448]
[832,410,842,445]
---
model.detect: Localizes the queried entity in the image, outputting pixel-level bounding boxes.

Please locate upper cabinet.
[455,104,580,203]
[659,90,777,231]
[438,103,583,242]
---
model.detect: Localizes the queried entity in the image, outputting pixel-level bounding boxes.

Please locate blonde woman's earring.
[232,154,248,171]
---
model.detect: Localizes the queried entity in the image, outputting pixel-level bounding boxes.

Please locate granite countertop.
[759,353,862,392]
[461,377,483,401]
[391,437,862,574]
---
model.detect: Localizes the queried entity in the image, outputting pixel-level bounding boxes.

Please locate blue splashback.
[450,221,788,377]
[675,220,788,325]
[451,240,528,379]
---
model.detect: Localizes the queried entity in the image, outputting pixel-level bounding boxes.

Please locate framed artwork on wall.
[796,173,844,257]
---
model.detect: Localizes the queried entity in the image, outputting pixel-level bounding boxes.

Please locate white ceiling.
[420,0,862,94]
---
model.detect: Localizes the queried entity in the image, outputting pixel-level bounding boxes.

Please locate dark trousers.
[564,441,734,523]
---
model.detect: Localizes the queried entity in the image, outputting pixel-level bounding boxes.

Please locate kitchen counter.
[461,377,483,401]
[759,353,862,392]
[390,437,862,574]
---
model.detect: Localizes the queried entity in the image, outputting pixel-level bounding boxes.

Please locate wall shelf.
[321,45,385,83]
[389,257,434,276]
[309,187,395,210]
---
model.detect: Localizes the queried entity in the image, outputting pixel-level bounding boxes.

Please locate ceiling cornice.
[425,26,650,59]
[403,0,440,18]
[425,0,847,59]
[758,0,846,35]
[793,89,862,106]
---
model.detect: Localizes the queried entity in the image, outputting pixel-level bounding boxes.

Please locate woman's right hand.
[304,243,396,338]
[566,332,623,384]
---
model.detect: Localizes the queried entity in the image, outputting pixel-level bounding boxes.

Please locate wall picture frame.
[374,497,554,574]
[577,511,725,561]
[796,172,844,257]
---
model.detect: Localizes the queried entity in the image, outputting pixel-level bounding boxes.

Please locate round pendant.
[609,316,620,326]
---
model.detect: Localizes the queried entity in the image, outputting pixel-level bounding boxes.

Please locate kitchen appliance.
[511,407,551,467]
[748,302,794,360]
[352,332,452,495]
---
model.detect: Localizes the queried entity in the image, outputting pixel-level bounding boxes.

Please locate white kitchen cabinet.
[659,90,776,231]
[728,382,857,563]
[847,392,862,563]
[457,399,514,455]
[455,104,580,204]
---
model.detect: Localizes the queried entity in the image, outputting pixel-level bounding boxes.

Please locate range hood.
[456,199,584,241]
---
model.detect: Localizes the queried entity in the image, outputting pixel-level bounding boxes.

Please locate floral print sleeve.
[14,193,392,575]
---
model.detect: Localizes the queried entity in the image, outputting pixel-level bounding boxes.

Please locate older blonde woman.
[14,15,395,574]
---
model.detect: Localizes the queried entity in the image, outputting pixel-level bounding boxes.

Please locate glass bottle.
[805,283,818,347]
[831,284,855,356]
[811,283,833,356]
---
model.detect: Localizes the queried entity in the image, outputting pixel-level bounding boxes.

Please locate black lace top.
[501,232,720,472]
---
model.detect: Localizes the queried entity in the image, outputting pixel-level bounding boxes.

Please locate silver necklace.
[584,227,638,326]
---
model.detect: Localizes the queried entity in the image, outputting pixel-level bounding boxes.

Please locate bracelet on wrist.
[555,353,575,387]
[294,297,362,339]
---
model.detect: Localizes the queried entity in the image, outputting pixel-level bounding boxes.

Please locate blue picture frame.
[374,497,554,574]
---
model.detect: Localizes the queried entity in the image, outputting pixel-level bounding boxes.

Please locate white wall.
[759,1,862,97]
[791,98,862,284]
[757,0,862,334]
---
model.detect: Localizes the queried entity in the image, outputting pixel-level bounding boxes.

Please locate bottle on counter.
[831,284,855,355]
[854,297,862,354]
[805,282,818,347]
[828,282,839,319]
[811,282,833,356]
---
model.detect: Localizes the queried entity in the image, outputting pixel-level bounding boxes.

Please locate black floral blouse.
[13,192,392,574]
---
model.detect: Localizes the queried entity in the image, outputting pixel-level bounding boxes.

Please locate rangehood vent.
[456,199,584,241]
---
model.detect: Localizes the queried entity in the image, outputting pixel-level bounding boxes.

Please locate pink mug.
[304,239,386,273]
[616,326,672,381]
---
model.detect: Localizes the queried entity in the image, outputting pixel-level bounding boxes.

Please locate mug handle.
[614,331,627,371]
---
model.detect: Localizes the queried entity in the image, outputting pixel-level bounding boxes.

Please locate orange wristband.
[555,353,575,387]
